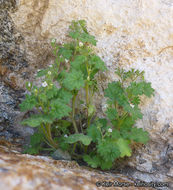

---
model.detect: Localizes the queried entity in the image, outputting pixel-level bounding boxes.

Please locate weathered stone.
[0,0,16,10]
[0,145,155,190]
[0,0,172,189]
[0,81,30,139]
[0,0,32,142]
[167,168,173,178]
[0,126,4,131]
[167,147,173,160]
[51,149,71,161]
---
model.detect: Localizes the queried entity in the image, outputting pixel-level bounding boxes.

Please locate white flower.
[65,59,68,63]
[108,128,112,133]
[55,126,58,129]
[107,62,112,67]
[64,134,68,138]
[28,82,31,87]
[130,104,135,108]
[49,65,53,68]
[42,81,48,87]
[51,39,56,43]
[102,103,108,110]
[79,42,83,47]
[48,71,51,75]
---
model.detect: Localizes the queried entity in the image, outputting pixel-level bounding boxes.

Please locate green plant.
[20,20,154,170]
[84,68,154,169]
[20,20,106,152]
[23,131,45,155]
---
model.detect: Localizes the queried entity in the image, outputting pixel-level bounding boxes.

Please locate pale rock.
[2,0,172,188]
[0,145,155,190]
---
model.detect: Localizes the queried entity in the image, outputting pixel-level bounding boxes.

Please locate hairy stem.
[85,82,89,109]
[117,112,128,129]
[72,142,77,154]
[85,60,90,124]
[84,145,88,154]
[114,101,119,119]
[87,112,95,127]
[45,123,58,149]
[40,124,57,149]
[72,93,79,133]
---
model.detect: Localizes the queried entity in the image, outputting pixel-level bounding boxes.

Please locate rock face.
[0,0,173,188]
[0,0,30,143]
[0,145,155,190]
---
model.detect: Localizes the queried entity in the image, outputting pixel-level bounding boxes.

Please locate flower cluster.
[42,81,48,87]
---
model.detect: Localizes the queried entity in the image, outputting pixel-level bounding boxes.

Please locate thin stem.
[45,123,58,149]
[121,112,128,120]
[84,145,88,154]
[98,126,104,140]
[40,124,57,149]
[114,101,119,119]
[85,82,89,107]
[87,112,95,127]
[40,124,48,137]
[85,60,91,127]
[132,74,140,82]
[117,112,129,129]
[43,138,57,150]
[80,119,84,133]
[72,142,77,154]
[85,60,90,107]
[85,81,92,128]
[72,93,79,133]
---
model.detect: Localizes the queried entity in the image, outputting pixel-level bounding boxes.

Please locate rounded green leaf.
[65,133,92,146]
[63,70,85,90]
[116,138,132,157]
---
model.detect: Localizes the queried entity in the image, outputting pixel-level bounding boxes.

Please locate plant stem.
[80,118,84,134]
[87,112,95,127]
[72,142,77,154]
[45,123,58,149]
[72,93,79,133]
[114,101,119,119]
[87,116,91,127]
[40,124,48,137]
[117,112,128,129]
[84,145,88,154]
[40,124,57,149]
[85,82,89,107]
[121,112,128,120]
[85,82,89,121]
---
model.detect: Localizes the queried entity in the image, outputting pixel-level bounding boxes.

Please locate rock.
[0,0,16,10]
[167,168,173,177]
[0,126,4,131]
[0,81,31,140]
[0,3,28,89]
[0,145,155,190]
[0,0,172,188]
[51,148,71,161]
[167,146,173,160]
[0,131,13,140]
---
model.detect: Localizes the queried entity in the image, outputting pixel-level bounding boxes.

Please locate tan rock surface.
[0,0,171,188]
[0,145,154,190]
